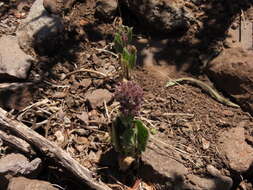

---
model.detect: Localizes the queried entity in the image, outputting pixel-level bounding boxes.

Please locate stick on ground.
[0,108,111,190]
[0,130,35,155]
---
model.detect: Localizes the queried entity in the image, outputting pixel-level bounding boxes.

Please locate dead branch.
[0,108,111,190]
[0,130,35,155]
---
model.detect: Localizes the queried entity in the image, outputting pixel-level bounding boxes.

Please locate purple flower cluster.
[115,81,144,117]
[121,33,128,46]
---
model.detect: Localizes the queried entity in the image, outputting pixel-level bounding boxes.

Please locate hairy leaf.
[121,126,137,155]
[114,32,124,53]
[128,46,137,69]
[134,119,149,153]
[127,27,133,44]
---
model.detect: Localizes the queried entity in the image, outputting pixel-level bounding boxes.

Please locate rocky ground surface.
[0,0,253,190]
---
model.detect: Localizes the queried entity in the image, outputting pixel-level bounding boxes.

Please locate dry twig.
[0,108,112,190]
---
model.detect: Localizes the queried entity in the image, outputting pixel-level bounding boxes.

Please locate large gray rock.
[0,35,33,79]
[17,0,64,55]
[120,0,194,33]
[7,177,57,190]
[206,47,253,116]
[218,127,253,173]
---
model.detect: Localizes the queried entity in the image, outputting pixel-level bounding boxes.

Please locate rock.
[0,153,42,177]
[17,0,64,56]
[206,47,253,115]
[7,177,57,190]
[95,0,118,20]
[218,127,253,173]
[77,111,89,125]
[140,140,188,188]
[86,89,113,109]
[237,180,253,190]
[43,0,63,14]
[120,0,194,33]
[206,165,233,189]
[43,0,75,14]
[187,174,232,190]
[0,36,33,80]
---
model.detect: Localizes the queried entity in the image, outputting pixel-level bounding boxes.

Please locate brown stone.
[207,47,253,115]
[140,140,188,188]
[7,177,57,190]
[187,174,232,190]
[86,89,113,109]
[218,127,253,173]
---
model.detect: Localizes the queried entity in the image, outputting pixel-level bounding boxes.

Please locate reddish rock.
[206,47,253,115]
[86,89,113,109]
[7,177,57,190]
[187,174,232,190]
[218,127,253,173]
[140,140,188,188]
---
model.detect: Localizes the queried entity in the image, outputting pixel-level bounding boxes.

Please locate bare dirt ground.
[1,0,253,189]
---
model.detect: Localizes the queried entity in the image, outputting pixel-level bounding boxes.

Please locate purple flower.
[115,81,144,117]
[121,33,128,45]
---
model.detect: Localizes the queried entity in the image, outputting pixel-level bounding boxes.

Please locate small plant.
[111,81,149,170]
[113,25,137,80]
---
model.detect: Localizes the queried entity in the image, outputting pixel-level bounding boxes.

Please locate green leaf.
[111,117,121,152]
[127,27,133,44]
[134,120,149,153]
[113,33,124,54]
[150,128,158,135]
[121,126,137,155]
[122,47,130,62]
[128,46,137,69]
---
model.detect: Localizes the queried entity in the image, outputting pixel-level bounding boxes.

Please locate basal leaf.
[134,120,149,153]
[127,27,133,44]
[111,117,121,152]
[114,33,124,53]
[128,46,137,69]
[122,47,131,62]
[122,126,137,155]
